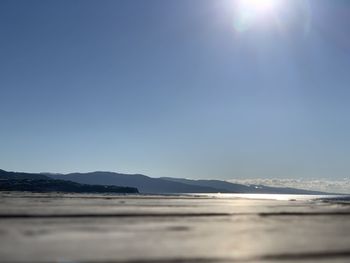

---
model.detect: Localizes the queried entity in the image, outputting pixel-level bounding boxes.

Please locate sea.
[1,192,350,262]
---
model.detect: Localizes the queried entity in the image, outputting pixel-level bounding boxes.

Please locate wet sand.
[0,192,350,263]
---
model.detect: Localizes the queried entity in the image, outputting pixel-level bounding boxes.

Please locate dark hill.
[0,169,50,180]
[50,172,228,194]
[0,170,138,194]
[50,171,331,195]
[0,179,138,194]
[161,177,328,195]
[1,169,334,195]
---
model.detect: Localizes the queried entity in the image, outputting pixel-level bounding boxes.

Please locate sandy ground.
[0,192,350,263]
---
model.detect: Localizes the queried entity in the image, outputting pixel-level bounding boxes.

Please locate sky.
[1,0,350,180]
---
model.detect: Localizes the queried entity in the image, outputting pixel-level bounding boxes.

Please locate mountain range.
[1,169,332,195]
[0,169,138,194]
[49,171,329,195]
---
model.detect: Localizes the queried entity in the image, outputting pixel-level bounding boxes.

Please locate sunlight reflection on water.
[188,193,347,201]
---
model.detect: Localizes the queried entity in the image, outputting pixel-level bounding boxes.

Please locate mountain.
[49,172,228,194]
[161,177,329,195]
[0,169,138,194]
[48,171,331,195]
[0,179,138,194]
[0,169,50,180]
[1,169,334,195]
[161,177,252,193]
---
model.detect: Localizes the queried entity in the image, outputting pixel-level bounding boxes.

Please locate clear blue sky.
[1,0,350,179]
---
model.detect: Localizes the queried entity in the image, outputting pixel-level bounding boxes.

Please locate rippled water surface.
[1,192,350,263]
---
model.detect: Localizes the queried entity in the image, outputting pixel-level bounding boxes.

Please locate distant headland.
[0,169,334,195]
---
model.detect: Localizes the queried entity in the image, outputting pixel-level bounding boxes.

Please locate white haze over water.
[193,193,345,201]
[228,178,350,194]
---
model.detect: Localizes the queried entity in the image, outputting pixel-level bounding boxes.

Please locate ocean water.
[1,192,350,262]
[188,193,350,201]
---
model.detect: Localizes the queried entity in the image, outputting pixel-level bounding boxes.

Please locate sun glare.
[233,0,283,32]
[239,0,281,15]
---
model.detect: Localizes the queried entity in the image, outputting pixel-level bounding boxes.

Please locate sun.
[238,0,281,15]
[233,0,283,31]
